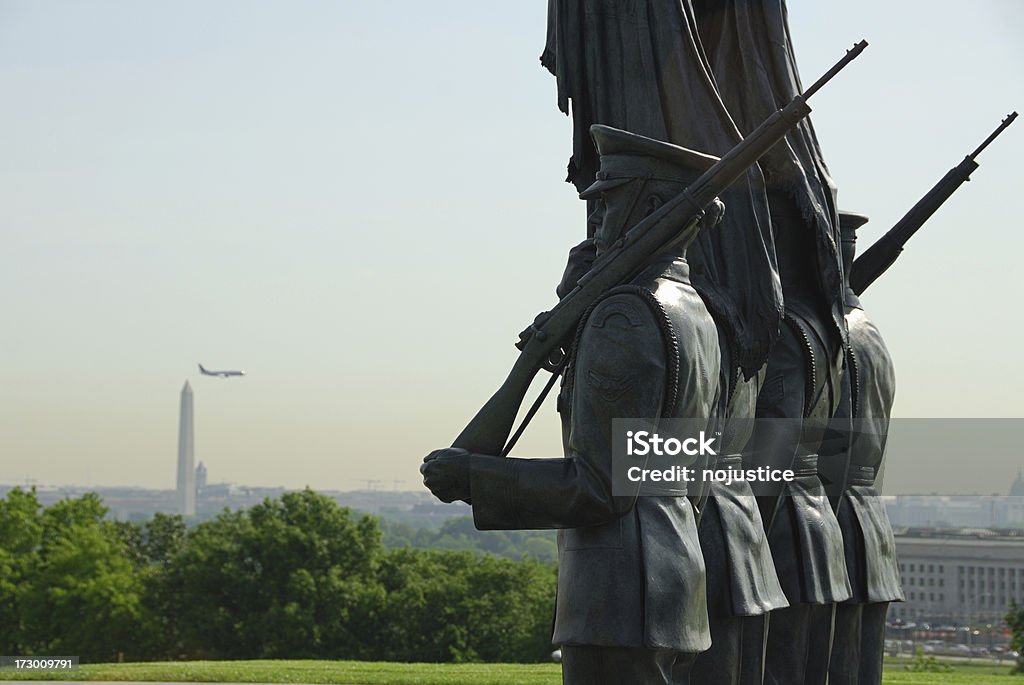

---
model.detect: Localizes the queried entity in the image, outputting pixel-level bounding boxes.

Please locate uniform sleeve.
[818,366,853,507]
[470,293,667,530]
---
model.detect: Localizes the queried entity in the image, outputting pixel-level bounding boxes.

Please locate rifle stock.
[851,112,1017,295]
[452,41,869,457]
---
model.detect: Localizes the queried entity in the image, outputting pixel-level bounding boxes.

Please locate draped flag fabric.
[542,0,785,377]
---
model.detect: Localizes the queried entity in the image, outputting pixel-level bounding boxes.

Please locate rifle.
[851,112,1017,295]
[452,41,868,458]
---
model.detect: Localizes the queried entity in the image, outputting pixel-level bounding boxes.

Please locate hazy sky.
[1,1,1022,492]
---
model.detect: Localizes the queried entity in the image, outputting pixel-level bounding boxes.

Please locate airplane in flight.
[198,363,246,378]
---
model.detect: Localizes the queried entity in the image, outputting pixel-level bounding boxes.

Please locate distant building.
[1011,469,1024,497]
[196,461,207,497]
[4,476,470,524]
[884,469,1024,529]
[890,528,1024,625]
[176,381,195,517]
[886,495,1024,529]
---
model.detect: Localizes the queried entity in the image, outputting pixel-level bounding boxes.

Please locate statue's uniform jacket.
[837,296,904,604]
[753,300,852,605]
[690,366,788,684]
[700,368,788,617]
[469,257,719,652]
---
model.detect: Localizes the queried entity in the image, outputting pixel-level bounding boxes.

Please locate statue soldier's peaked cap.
[838,210,870,239]
[579,124,720,200]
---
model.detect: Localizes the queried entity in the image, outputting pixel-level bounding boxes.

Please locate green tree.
[4,489,558,664]
[370,548,556,663]
[18,493,146,661]
[170,488,382,659]
[381,515,558,563]
[112,513,188,659]
[163,508,253,658]
[1006,602,1024,674]
[0,488,43,653]
[113,511,188,573]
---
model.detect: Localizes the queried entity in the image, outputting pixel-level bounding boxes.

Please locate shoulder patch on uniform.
[589,299,646,329]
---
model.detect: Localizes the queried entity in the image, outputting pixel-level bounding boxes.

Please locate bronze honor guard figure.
[691,362,788,685]
[695,0,853,682]
[542,6,788,681]
[825,213,905,684]
[422,126,724,685]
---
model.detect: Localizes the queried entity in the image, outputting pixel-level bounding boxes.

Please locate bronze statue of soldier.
[694,1,853,682]
[422,125,725,685]
[744,227,852,685]
[542,5,788,681]
[820,114,1017,682]
[825,212,905,685]
[691,361,788,685]
[823,117,1016,681]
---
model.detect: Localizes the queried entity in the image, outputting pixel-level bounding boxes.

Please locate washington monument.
[176,381,195,517]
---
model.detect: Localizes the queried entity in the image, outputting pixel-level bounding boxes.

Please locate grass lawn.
[0,661,561,685]
[1,659,1020,684]
[880,656,1021,684]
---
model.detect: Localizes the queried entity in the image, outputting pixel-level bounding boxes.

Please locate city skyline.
[6,412,1024,498]
[2,1,1022,491]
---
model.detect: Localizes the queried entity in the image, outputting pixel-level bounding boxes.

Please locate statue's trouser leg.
[740,613,768,685]
[828,603,864,685]
[561,645,697,685]
[805,603,836,684]
[859,603,889,685]
[763,494,839,684]
[691,499,769,685]
[691,501,741,684]
[692,613,767,685]
[763,603,811,685]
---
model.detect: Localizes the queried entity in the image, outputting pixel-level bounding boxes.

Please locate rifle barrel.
[969,111,1017,160]
[803,41,868,99]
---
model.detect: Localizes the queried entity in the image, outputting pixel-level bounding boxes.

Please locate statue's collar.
[635,253,689,284]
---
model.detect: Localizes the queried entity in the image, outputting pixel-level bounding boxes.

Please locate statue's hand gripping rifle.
[851,112,1017,296]
[451,41,869,459]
